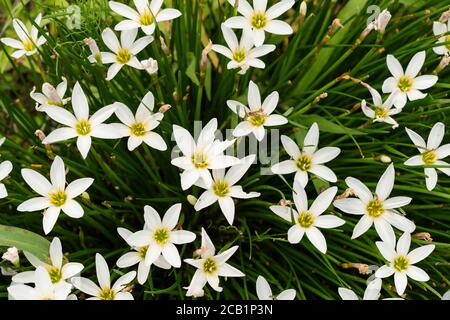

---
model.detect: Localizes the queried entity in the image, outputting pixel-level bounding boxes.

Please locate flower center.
[75,119,91,136]
[99,288,115,300]
[251,11,267,29]
[248,113,266,127]
[191,152,208,168]
[233,47,246,63]
[47,267,62,283]
[22,38,35,51]
[49,190,67,207]
[116,48,131,64]
[139,10,154,26]
[397,76,413,92]
[213,180,229,197]
[130,122,146,136]
[47,99,63,107]
[393,255,409,272]
[153,228,170,245]
[138,246,148,258]
[422,150,437,164]
[202,258,217,274]
[366,199,384,218]
[297,211,315,228]
[296,154,312,171]
[374,107,389,119]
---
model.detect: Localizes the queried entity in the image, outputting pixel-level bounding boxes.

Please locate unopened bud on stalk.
[341,262,369,274]
[81,192,91,203]
[158,104,172,113]
[279,199,293,206]
[300,1,307,18]
[34,130,46,142]
[173,90,180,103]
[377,154,391,163]
[187,195,197,206]
[200,40,212,83]
[434,55,450,74]
[84,37,102,64]
[141,58,158,75]
[412,232,433,241]
[373,9,391,33]
[439,8,450,23]
[2,247,20,268]
[160,36,170,56]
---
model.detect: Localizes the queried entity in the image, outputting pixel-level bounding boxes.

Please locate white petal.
[276,289,296,300]
[386,55,404,78]
[338,288,358,300]
[216,263,245,277]
[72,82,89,120]
[383,212,416,233]
[406,266,429,282]
[376,241,396,261]
[76,135,92,159]
[269,205,295,222]
[271,160,297,174]
[65,178,94,198]
[374,219,396,245]
[248,81,262,111]
[394,272,408,296]
[264,20,293,35]
[333,198,366,215]
[292,181,308,212]
[264,114,288,126]
[404,155,424,166]
[302,122,319,154]
[144,205,162,230]
[43,127,77,144]
[43,206,61,234]
[50,156,65,190]
[305,227,327,254]
[112,271,136,292]
[405,127,426,152]
[396,232,411,256]
[425,168,438,191]
[405,51,425,78]
[375,164,395,201]
[287,225,304,244]
[309,186,337,216]
[413,75,438,90]
[314,215,345,229]
[95,253,111,290]
[375,265,395,278]
[312,147,341,164]
[351,215,373,239]
[71,277,101,297]
[170,230,196,244]
[308,164,337,183]
[218,196,235,225]
[383,197,412,209]
[155,8,182,22]
[407,245,435,264]
[50,237,63,269]
[116,252,141,268]
[61,199,84,218]
[256,276,272,300]
[17,197,50,212]
[427,122,445,150]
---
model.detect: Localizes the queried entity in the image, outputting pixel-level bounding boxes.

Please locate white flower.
[127,203,196,268]
[367,9,391,33]
[17,156,94,234]
[0,13,47,59]
[116,227,171,285]
[42,82,122,159]
[184,228,245,296]
[2,247,19,266]
[338,278,384,300]
[30,77,70,111]
[90,28,153,80]
[432,21,450,56]
[271,122,340,187]
[361,87,400,129]
[375,232,435,296]
[12,237,84,287]
[109,0,181,35]
[212,24,275,74]
[382,51,438,109]
[194,154,260,225]
[8,266,72,300]
[224,0,295,47]
[171,118,240,190]
[404,122,450,191]
[113,91,167,151]
[270,181,345,254]
[72,254,136,300]
[227,80,288,141]
[0,160,13,199]
[141,57,158,75]
[333,164,415,244]
[256,275,296,300]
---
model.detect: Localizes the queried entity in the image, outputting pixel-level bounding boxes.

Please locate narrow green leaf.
[0,225,50,261]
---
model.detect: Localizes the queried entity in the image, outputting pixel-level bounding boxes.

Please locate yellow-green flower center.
[203,258,217,274]
[422,150,437,165]
[116,48,131,64]
[296,154,312,171]
[47,267,62,283]
[75,119,91,136]
[130,122,146,137]
[213,180,229,197]
[99,288,115,300]
[192,152,208,168]
[233,48,246,63]
[49,190,67,207]
[366,199,384,218]
[138,246,148,258]
[47,99,63,107]
[251,11,267,29]
[374,107,389,119]
[397,76,413,92]
[22,38,35,52]
[297,211,315,228]
[153,228,170,245]
[393,255,409,272]
[248,113,266,127]
[446,35,450,51]
[139,10,154,26]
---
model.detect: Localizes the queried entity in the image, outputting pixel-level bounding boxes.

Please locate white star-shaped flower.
[109,0,181,35]
[270,182,345,254]
[271,122,341,187]
[224,0,295,47]
[333,164,415,244]
[17,156,94,234]
[171,118,240,190]
[127,203,196,268]
[375,232,435,296]
[361,87,401,129]
[194,154,260,225]
[116,227,171,285]
[404,122,450,191]
[1,13,47,59]
[432,20,450,56]
[382,51,438,109]
[227,80,288,141]
[337,278,403,300]
[0,160,13,199]
[42,82,122,159]
[212,24,275,74]
[12,237,84,287]
[30,77,70,111]
[256,275,296,300]
[89,28,153,80]
[71,253,136,300]
[184,228,245,296]
[114,91,167,151]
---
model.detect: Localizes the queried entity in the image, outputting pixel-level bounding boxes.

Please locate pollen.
[393,255,409,272]
[397,76,413,92]
[366,198,384,218]
[203,258,217,274]
[75,119,91,136]
[297,211,315,228]
[251,12,267,29]
[153,228,170,245]
[374,107,389,119]
[422,150,437,165]
[139,10,154,26]
[192,152,208,169]
[232,48,246,63]
[47,267,62,283]
[49,190,67,207]
[296,154,312,171]
[130,122,146,136]
[22,38,35,51]
[213,180,229,197]
[116,48,132,64]
[248,114,266,127]
[99,288,115,300]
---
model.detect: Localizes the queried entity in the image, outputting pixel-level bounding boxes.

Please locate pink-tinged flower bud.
[141,58,158,75]
[374,9,391,33]
[2,247,19,267]
[84,37,102,63]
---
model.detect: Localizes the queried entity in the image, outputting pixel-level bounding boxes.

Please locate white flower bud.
[379,155,392,163]
[141,58,159,75]
[374,9,391,33]
[187,195,197,206]
[2,247,19,267]
[300,1,307,17]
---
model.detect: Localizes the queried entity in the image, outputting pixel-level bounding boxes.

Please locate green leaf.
[0,225,50,261]
[296,115,366,135]
[185,52,200,86]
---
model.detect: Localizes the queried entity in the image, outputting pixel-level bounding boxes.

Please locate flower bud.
[84,37,102,63]
[2,247,19,267]
[187,195,198,206]
[300,1,307,17]
[141,58,158,75]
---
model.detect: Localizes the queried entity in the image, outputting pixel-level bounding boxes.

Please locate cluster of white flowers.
[0,2,445,301]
